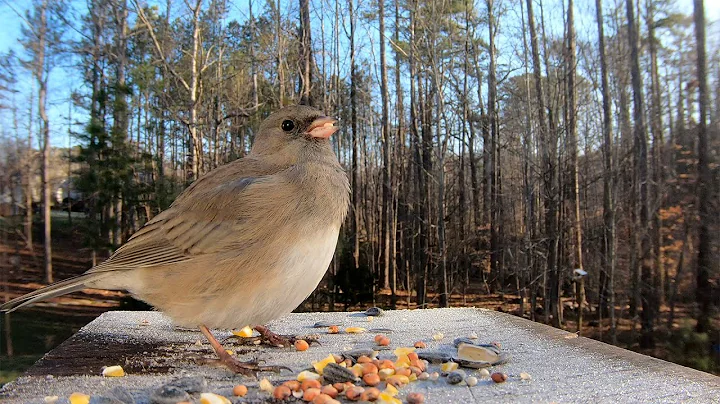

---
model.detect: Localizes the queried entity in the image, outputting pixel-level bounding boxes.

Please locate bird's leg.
[253,325,321,347]
[198,325,290,376]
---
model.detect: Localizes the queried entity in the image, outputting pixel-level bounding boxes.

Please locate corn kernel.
[344,327,366,333]
[259,378,274,392]
[441,362,459,372]
[199,393,231,404]
[378,392,402,404]
[297,370,322,381]
[312,354,336,375]
[232,326,253,337]
[101,365,125,377]
[68,393,90,404]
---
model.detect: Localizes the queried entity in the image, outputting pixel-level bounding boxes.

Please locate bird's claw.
[253,325,321,348]
[216,356,291,376]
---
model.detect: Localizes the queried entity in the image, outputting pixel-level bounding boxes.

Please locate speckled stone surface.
[2,308,719,403]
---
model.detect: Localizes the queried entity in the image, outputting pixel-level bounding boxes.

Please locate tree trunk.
[379,0,392,292]
[626,0,655,348]
[693,0,713,334]
[299,0,313,105]
[595,0,616,344]
[36,0,52,284]
[566,0,584,332]
[349,0,359,271]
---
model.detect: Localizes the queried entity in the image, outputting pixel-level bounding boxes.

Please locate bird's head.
[251,105,339,161]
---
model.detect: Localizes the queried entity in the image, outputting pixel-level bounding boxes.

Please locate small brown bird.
[1,105,350,374]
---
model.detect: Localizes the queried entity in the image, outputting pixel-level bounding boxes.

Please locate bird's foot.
[253,325,321,348]
[199,324,291,376]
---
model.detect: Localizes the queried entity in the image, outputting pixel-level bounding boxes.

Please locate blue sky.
[0,0,717,149]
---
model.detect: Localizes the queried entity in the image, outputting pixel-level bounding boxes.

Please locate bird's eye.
[281,120,295,132]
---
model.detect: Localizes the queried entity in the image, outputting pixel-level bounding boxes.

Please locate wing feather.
[87,158,283,274]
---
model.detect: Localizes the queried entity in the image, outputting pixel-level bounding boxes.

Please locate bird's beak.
[305,116,339,139]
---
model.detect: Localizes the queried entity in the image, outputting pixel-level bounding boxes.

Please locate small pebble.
[314,321,341,328]
[469,331,479,339]
[491,372,508,383]
[407,392,425,404]
[478,368,491,377]
[377,336,391,346]
[365,307,384,316]
[328,325,339,334]
[447,370,467,384]
[232,385,248,396]
[418,372,430,380]
[520,372,532,380]
[150,385,190,404]
[432,332,444,341]
[466,376,478,386]
[43,397,58,404]
[414,341,426,349]
[429,371,440,381]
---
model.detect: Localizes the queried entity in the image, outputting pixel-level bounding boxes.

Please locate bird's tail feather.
[1,274,100,313]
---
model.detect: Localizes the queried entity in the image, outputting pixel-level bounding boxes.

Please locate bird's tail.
[1,273,101,313]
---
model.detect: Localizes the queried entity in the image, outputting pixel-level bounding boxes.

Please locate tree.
[20,0,64,284]
[595,0,617,343]
[693,0,713,334]
[626,0,655,348]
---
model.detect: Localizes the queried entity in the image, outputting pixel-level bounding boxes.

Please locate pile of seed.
[55,327,528,404]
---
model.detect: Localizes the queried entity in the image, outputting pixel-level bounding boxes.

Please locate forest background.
[0,0,718,384]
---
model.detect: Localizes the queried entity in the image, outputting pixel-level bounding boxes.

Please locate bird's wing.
[88,158,285,274]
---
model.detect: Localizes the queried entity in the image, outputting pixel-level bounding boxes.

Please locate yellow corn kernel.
[232,326,253,338]
[101,365,125,377]
[441,362,459,372]
[68,393,90,404]
[199,393,232,404]
[225,349,234,355]
[384,383,399,396]
[312,354,337,375]
[344,327,367,333]
[378,392,402,404]
[297,370,322,381]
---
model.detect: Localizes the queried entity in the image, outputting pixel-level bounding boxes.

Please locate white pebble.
[432,332,444,341]
[466,376,478,387]
[478,368,490,377]
[520,372,532,380]
[469,331,478,339]
[43,397,58,404]
[429,371,440,381]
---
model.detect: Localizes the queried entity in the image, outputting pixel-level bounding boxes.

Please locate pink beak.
[305,116,339,139]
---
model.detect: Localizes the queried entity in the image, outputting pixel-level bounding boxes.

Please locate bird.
[1,105,350,375]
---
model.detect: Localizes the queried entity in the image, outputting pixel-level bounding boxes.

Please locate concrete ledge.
[2,308,719,403]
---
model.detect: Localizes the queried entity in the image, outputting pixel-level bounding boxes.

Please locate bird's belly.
[178,224,340,329]
[247,224,341,324]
